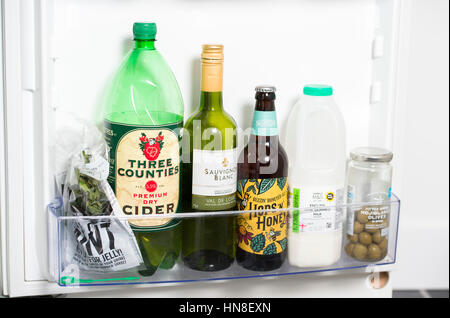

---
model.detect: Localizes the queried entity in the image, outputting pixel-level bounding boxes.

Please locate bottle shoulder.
[289,98,345,124]
[184,108,237,130]
[104,48,184,124]
[123,50,181,89]
[220,110,238,126]
[238,137,288,179]
[183,111,200,128]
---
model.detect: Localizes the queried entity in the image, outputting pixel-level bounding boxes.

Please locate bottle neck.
[248,134,279,145]
[255,99,275,112]
[199,60,224,111]
[199,91,223,111]
[134,39,155,50]
[251,99,278,137]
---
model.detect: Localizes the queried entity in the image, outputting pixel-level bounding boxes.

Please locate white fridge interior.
[1,0,405,297]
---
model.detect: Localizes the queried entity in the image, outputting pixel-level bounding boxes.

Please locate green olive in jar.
[372,230,383,244]
[380,248,388,258]
[353,243,368,260]
[378,237,388,250]
[365,227,379,234]
[354,221,364,234]
[356,210,369,224]
[347,234,359,243]
[359,232,372,245]
[368,244,382,260]
[345,243,355,256]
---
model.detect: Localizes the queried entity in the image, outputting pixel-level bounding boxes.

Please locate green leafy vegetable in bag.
[68,151,112,216]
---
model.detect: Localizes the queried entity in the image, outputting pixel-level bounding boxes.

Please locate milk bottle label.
[289,186,343,234]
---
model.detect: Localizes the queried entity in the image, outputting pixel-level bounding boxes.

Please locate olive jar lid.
[350,147,393,163]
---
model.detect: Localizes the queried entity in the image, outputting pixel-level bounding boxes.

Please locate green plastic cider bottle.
[104,22,184,276]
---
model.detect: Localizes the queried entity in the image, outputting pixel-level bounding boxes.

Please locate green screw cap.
[303,84,333,96]
[133,22,157,40]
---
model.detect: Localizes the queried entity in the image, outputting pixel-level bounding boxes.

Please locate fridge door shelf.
[47,194,400,287]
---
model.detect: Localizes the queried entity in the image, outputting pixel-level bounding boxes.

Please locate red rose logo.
[145,180,157,193]
[144,141,160,161]
[139,132,164,161]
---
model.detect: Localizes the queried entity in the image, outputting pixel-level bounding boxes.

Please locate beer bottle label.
[236,178,288,255]
[251,111,278,136]
[104,120,182,232]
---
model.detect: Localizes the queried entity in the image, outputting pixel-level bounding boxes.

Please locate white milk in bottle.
[284,85,346,267]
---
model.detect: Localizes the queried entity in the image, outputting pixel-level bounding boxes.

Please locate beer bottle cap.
[255,86,276,93]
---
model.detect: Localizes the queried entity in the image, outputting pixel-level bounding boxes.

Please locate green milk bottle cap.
[303,84,333,96]
[133,22,157,40]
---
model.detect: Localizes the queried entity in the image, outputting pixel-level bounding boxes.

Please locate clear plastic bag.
[56,116,142,272]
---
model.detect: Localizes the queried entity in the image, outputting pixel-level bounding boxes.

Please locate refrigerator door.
[1,0,406,297]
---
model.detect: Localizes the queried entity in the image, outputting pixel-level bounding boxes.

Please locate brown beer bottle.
[236,86,289,271]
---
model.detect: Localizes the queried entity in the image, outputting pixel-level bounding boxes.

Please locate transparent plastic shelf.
[47,194,400,287]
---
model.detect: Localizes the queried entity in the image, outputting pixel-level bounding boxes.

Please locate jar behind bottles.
[345,147,393,262]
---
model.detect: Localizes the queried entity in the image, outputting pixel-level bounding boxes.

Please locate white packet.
[57,116,142,272]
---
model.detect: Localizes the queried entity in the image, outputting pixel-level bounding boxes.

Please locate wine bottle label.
[251,111,278,136]
[104,120,182,232]
[192,149,237,210]
[236,178,288,255]
[289,186,343,234]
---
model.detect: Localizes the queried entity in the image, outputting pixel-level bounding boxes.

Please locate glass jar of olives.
[344,147,393,262]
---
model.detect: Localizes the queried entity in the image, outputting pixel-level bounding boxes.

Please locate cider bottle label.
[236,178,288,255]
[104,120,182,231]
